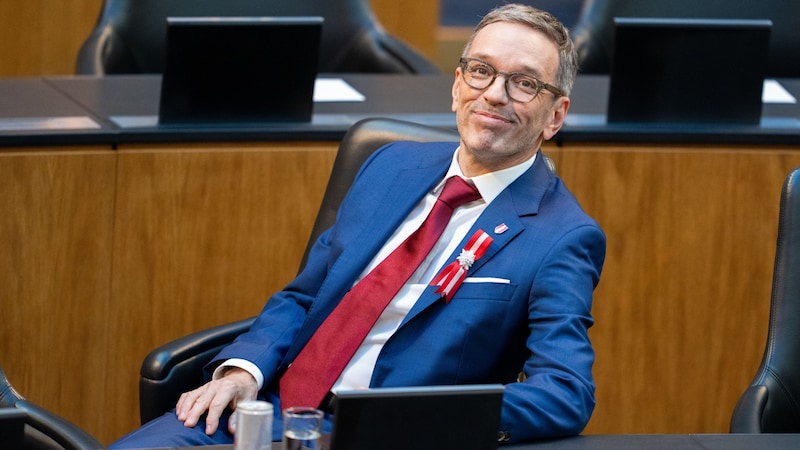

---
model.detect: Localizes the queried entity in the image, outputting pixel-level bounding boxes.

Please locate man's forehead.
[467,22,558,77]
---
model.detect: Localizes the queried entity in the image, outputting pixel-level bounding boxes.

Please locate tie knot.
[438,176,482,210]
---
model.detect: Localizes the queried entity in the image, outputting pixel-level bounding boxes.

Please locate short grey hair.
[462,3,578,96]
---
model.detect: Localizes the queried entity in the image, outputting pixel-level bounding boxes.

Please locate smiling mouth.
[474,110,513,124]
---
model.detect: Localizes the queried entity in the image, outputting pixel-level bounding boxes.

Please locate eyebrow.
[466,54,545,79]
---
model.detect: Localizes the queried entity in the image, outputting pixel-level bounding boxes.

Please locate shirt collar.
[437,147,537,204]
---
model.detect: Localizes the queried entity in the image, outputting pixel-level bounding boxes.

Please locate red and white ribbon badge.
[431,230,493,303]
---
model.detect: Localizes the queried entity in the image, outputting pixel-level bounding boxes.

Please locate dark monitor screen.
[607,18,772,125]
[329,384,504,450]
[159,16,323,125]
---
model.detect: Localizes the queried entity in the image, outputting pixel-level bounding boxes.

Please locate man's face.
[452,21,569,177]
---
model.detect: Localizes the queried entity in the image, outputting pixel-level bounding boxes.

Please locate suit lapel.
[400,151,554,324]
[459,151,553,272]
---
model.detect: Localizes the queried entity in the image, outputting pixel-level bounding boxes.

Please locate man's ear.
[543,96,570,140]
[451,67,462,113]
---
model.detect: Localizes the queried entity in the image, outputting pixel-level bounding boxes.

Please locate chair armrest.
[730,385,768,433]
[139,317,255,424]
[16,400,104,450]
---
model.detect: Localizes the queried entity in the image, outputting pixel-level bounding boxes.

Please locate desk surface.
[0,78,117,146]
[44,74,458,144]
[1,74,799,147]
[519,434,800,450]
[149,434,800,450]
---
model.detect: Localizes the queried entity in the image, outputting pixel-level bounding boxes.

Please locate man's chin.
[461,130,504,153]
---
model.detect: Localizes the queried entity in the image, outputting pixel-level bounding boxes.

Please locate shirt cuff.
[212,359,265,390]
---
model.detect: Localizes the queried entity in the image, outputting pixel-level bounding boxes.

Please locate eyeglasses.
[458,57,563,102]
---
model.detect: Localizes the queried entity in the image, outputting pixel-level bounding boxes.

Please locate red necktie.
[280,176,482,409]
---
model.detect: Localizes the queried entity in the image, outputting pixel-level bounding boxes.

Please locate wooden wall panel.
[0,0,103,76]
[553,144,800,434]
[103,142,337,442]
[0,148,116,440]
[370,0,439,59]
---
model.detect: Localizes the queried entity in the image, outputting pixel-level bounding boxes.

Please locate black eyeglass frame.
[458,57,563,102]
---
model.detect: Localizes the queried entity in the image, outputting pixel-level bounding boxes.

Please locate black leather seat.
[138,118,555,424]
[571,0,800,77]
[76,0,439,75]
[729,166,800,433]
[0,366,103,450]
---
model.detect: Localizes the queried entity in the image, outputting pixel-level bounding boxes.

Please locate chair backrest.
[730,166,800,433]
[571,0,800,77]
[75,0,438,75]
[299,118,461,269]
[0,366,103,450]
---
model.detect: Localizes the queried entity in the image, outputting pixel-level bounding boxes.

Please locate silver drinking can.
[234,400,273,450]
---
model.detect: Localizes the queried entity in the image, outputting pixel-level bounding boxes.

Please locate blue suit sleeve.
[500,223,605,442]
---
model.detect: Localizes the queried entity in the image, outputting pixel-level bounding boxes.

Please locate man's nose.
[482,75,510,104]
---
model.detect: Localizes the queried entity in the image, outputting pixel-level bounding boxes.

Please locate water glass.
[282,407,323,450]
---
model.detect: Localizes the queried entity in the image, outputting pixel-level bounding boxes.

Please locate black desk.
[0,77,117,146]
[44,74,458,144]
[156,434,800,450]
[0,74,457,147]
[517,434,800,450]
[2,74,800,147]
[564,76,800,145]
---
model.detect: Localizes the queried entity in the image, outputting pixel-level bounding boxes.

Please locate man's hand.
[175,367,258,435]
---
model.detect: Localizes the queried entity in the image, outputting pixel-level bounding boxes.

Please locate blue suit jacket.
[212,141,606,443]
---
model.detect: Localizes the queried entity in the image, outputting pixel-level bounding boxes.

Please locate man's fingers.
[175,384,219,430]
[204,396,232,435]
[173,369,259,435]
[176,387,204,421]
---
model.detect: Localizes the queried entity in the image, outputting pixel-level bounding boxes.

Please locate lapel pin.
[494,223,509,234]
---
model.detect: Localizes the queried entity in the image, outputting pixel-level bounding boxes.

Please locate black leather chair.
[571,0,800,77]
[0,366,103,450]
[76,0,439,75]
[729,166,800,433]
[138,117,555,424]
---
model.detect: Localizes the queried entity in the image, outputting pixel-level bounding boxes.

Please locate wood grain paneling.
[370,0,439,59]
[0,0,103,76]
[0,147,116,438]
[553,143,800,434]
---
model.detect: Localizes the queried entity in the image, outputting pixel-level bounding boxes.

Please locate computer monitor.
[159,16,323,125]
[329,384,504,450]
[607,18,772,125]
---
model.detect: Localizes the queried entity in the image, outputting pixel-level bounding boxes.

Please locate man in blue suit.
[112,3,605,447]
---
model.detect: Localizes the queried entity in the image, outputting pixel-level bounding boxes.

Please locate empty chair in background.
[571,0,800,77]
[75,0,439,75]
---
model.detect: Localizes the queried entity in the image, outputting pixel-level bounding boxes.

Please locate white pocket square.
[463,277,511,284]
